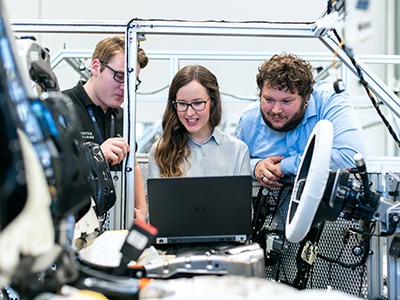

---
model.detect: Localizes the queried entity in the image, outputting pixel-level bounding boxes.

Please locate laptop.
[147,175,253,244]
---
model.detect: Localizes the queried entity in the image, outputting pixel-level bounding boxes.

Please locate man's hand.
[100,137,130,165]
[255,156,285,188]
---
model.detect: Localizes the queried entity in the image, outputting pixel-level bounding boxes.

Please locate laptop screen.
[147,175,253,244]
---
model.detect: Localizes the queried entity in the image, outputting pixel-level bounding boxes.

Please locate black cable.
[261,185,293,283]
[137,84,169,95]
[327,0,333,14]
[332,29,400,149]
[270,186,292,283]
[317,221,374,269]
[265,185,292,229]
[221,91,258,102]
[334,1,346,14]
[274,185,293,227]
[324,234,346,287]
[277,258,290,284]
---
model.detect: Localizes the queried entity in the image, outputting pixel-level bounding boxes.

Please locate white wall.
[3,0,399,157]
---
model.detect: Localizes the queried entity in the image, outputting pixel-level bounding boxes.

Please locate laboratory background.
[4,0,400,157]
[1,1,400,299]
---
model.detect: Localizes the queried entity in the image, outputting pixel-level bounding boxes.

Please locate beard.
[261,105,306,132]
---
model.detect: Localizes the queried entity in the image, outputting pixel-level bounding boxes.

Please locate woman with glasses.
[148,64,250,177]
[62,35,148,222]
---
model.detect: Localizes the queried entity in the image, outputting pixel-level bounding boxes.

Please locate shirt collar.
[77,80,119,115]
[75,80,93,108]
[188,127,223,146]
[301,93,317,125]
[211,127,223,145]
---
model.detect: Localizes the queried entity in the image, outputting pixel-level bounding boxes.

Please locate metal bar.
[64,57,90,80]
[50,49,92,68]
[123,27,139,229]
[10,19,127,34]
[10,19,322,37]
[320,35,400,119]
[387,235,400,300]
[127,19,322,38]
[368,233,384,298]
[50,48,400,65]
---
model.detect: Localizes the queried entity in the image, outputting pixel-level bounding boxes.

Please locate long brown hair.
[154,65,222,177]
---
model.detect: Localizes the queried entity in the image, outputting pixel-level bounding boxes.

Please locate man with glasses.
[63,35,148,223]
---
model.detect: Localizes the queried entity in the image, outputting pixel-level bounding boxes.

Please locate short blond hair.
[92,35,148,69]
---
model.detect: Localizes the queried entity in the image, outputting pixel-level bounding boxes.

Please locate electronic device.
[147,175,253,244]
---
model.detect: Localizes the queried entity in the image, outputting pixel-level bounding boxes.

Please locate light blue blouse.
[148,127,251,178]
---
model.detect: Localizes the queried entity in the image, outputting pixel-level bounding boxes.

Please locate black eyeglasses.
[173,98,210,112]
[100,61,124,83]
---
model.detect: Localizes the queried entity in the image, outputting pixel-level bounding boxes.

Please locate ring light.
[285,120,334,243]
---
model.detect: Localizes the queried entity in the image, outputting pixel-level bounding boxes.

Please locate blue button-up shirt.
[235,81,366,177]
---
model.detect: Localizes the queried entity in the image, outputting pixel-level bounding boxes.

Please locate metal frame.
[125,19,400,300]
[49,47,400,106]
[48,48,400,154]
